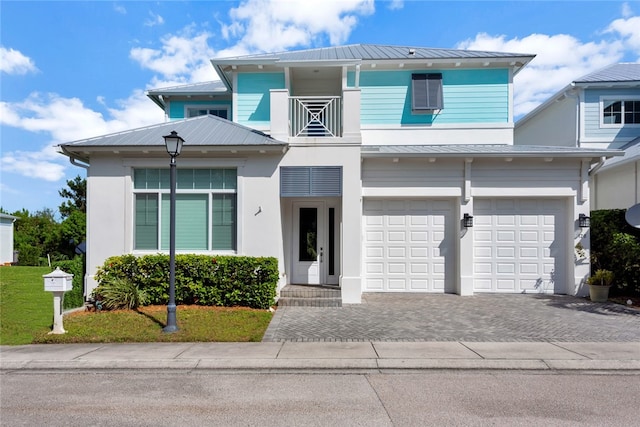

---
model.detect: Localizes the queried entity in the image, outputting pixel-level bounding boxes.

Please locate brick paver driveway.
[262,294,640,342]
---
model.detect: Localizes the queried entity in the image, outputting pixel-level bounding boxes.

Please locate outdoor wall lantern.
[463,213,474,228]
[578,213,591,228]
[162,130,185,333]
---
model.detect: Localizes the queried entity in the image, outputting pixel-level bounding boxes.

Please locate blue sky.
[1,0,639,215]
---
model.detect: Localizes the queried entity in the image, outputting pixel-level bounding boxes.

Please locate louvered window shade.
[280,166,342,197]
[412,73,443,111]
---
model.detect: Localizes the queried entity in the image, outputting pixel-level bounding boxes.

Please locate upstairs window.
[602,98,640,126]
[411,73,443,112]
[186,107,229,120]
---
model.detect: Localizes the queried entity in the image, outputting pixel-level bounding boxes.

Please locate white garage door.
[363,199,454,292]
[473,198,566,294]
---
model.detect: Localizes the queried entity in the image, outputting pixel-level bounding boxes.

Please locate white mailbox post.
[43,267,73,334]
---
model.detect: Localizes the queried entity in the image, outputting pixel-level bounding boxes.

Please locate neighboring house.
[0,213,17,265]
[515,63,640,210]
[59,44,620,303]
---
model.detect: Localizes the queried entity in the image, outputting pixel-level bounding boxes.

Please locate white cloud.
[0,47,38,75]
[222,0,374,52]
[130,27,215,78]
[457,32,626,117]
[1,145,66,182]
[387,0,403,11]
[114,3,126,15]
[606,16,640,56]
[144,11,164,27]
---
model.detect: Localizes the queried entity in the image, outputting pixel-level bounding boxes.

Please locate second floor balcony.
[270,88,362,143]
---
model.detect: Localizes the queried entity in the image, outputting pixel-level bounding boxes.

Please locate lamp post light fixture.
[162,130,184,333]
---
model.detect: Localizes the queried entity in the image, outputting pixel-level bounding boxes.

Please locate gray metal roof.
[574,63,640,84]
[60,115,286,149]
[599,137,640,171]
[212,44,534,63]
[147,81,227,95]
[361,144,623,158]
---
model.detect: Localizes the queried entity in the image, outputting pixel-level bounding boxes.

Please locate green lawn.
[1,266,273,345]
[0,266,53,345]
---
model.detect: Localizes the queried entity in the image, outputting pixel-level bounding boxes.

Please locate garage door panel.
[474,198,565,294]
[364,198,453,293]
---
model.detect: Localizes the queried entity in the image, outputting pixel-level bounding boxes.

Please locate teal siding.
[168,100,232,120]
[237,72,285,127]
[356,69,509,125]
[583,88,640,141]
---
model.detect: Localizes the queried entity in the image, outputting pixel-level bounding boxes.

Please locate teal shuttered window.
[134,168,237,251]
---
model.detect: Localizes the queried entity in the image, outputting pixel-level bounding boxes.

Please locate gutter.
[58,145,90,169]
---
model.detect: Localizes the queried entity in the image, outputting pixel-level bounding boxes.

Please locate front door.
[292,202,325,284]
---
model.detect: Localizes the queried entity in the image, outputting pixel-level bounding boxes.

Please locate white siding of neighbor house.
[515,96,577,147]
[591,160,640,210]
[0,215,16,264]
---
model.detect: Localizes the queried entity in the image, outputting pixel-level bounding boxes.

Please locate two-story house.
[515,63,639,210]
[59,44,619,304]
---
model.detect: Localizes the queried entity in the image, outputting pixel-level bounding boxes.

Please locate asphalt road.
[1,370,638,426]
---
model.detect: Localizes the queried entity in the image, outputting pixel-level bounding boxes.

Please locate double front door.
[292,201,339,285]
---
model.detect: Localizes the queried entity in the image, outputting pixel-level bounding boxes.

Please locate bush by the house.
[590,209,640,296]
[53,256,85,309]
[94,276,148,310]
[95,254,279,309]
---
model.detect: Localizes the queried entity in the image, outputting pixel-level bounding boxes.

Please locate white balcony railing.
[289,96,341,137]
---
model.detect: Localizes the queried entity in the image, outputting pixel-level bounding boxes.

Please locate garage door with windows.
[473,198,566,294]
[363,199,454,292]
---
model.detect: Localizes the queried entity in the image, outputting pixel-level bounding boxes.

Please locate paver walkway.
[262,293,640,342]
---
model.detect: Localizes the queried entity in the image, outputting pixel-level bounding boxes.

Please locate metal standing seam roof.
[211,44,535,63]
[361,144,624,158]
[60,115,286,149]
[147,81,228,95]
[599,137,640,171]
[573,63,640,84]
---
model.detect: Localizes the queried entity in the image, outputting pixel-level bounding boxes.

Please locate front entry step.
[277,284,342,307]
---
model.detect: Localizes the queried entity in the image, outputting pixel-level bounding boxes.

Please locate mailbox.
[43,267,73,292]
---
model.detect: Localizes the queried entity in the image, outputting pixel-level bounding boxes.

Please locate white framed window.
[133,168,237,251]
[186,106,229,120]
[601,97,640,127]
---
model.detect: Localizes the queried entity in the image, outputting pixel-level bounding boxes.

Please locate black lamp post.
[162,130,184,333]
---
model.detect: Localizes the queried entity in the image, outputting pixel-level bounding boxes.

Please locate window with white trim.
[133,168,237,251]
[602,98,640,126]
[186,107,229,119]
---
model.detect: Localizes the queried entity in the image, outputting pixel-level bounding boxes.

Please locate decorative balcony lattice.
[289,96,342,137]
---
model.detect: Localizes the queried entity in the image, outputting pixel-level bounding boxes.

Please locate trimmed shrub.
[95,254,279,309]
[590,209,640,296]
[53,256,85,309]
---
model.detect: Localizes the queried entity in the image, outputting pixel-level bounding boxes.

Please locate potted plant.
[586,269,614,302]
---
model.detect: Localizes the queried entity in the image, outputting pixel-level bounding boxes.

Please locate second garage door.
[363,199,455,292]
[473,198,567,294]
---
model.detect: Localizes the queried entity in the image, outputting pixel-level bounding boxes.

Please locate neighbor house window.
[411,73,443,112]
[186,107,229,120]
[133,168,237,251]
[602,98,640,126]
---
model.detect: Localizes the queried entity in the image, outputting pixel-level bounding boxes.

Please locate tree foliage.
[58,176,86,219]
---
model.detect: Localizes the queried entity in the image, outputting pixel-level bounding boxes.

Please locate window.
[186,107,229,120]
[411,73,443,112]
[134,168,237,251]
[602,99,640,126]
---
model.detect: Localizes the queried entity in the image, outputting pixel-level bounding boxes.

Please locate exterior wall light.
[578,213,591,228]
[162,130,185,333]
[463,213,474,228]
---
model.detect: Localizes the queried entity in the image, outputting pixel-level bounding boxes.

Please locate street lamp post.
[162,130,184,333]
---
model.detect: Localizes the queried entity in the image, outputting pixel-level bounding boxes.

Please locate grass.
[0,266,53,345]
[1,266,273,345]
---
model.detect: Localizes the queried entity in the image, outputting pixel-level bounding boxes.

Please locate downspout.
[58,145,90,169]
[588,157,606,176]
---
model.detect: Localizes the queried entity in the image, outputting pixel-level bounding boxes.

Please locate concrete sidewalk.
[2,341,639,372]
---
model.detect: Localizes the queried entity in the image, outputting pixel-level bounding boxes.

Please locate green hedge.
[53,256,85,309]
[95,254,279,309]
[590,209,640,296]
